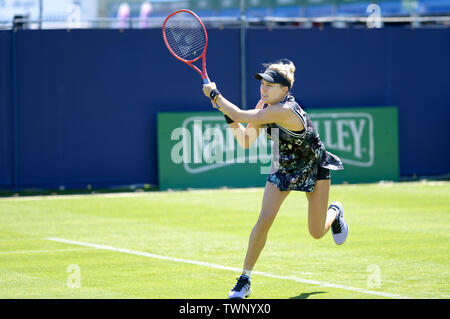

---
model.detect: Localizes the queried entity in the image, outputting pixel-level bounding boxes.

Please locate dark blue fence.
[0,27,449,190]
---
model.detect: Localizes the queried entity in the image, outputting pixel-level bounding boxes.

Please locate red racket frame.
[162,9,210,83]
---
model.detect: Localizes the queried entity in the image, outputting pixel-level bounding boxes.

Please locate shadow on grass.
[289,291,327,299]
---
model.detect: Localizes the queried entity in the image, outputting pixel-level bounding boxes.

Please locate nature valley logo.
[169,112,375,176]
[309,112,374,167]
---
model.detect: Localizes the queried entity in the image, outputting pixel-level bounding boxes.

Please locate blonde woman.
[202,59,348,299]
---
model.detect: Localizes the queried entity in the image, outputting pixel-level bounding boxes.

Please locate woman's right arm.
[226,99,264,149]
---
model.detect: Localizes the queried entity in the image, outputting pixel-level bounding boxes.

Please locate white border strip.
[45,237,411,299]
[0,248,93,254]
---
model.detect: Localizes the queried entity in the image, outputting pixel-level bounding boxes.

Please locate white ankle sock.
[242,269,252,278]
[328,206,339,220]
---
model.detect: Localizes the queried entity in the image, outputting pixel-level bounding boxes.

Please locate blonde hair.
[264,59,296,89]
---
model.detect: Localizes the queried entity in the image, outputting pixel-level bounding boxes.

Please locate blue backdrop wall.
[0,27,449,190]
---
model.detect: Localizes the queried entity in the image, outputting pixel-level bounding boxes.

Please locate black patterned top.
[264,94,344,192]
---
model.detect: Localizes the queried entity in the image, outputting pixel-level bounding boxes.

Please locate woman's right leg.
[228,181,290,298]
[242,181,290,274]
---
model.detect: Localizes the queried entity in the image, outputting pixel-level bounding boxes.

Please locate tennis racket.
[162,9,211,84]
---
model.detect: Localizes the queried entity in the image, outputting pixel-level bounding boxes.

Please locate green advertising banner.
[157,107,398,190]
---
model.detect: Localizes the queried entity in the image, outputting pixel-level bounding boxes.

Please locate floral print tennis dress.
[264,94,344,192]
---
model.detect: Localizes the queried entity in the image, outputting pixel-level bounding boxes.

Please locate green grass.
[0,181,449,299]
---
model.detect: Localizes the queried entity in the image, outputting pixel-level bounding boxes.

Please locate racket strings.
[164,13,206,61]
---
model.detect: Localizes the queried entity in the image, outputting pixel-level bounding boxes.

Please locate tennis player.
[202,59,348,299]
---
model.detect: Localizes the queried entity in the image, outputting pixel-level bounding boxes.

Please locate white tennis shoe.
[228,275,251,299]
[329,201,349,245]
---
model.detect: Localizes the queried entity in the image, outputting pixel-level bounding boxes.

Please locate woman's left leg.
[305,179,337,239]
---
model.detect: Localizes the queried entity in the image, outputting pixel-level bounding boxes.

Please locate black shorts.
[317,166,331,180]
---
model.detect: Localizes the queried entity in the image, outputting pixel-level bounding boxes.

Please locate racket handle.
[203,77,211,84]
